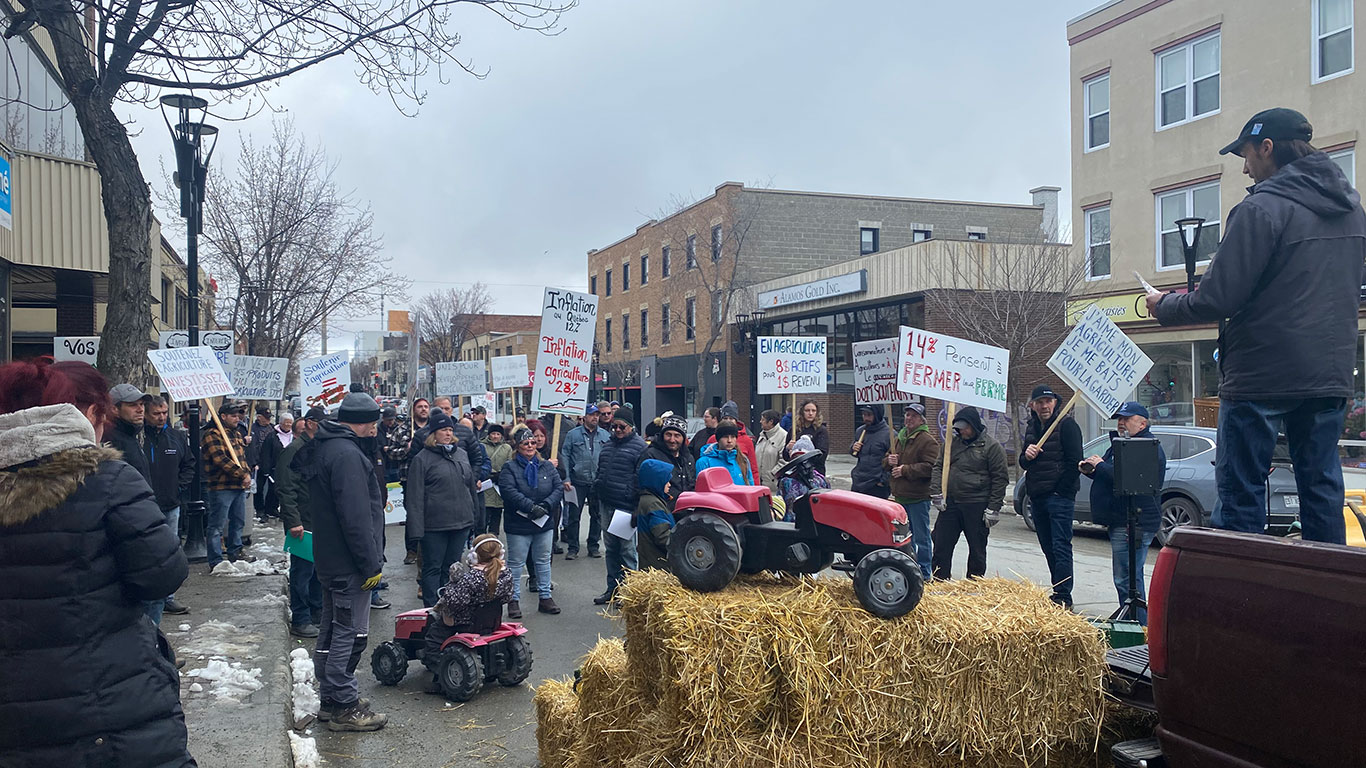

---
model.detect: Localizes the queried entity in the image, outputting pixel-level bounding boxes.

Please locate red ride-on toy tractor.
[370,602,532,702]
[667,453,924,618]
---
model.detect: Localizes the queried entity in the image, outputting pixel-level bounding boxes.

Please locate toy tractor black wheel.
[852,549,924,618]
[496,636,534,687]
[437,645,485,702]
[370,641,408,686]
[669,514,743,592]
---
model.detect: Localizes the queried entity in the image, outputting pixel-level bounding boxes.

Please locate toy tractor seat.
[678,467,775,522]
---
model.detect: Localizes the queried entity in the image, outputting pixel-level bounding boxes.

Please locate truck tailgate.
[1154,528,1366,767]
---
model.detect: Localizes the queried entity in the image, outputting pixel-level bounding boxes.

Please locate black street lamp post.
[1175,216,1206,294]
[732,309,765,432]
[160,93,219,563]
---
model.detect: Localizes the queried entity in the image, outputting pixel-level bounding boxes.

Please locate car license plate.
[1283,495,1299,508]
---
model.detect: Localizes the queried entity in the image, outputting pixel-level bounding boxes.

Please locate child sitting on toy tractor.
[426,535,515,678]
[775,436,830,520]
[635,459,676,569]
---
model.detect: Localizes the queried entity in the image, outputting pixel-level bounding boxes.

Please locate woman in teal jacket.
[696,423,753,485]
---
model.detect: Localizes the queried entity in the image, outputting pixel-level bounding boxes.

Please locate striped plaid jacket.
[202,425,250,491]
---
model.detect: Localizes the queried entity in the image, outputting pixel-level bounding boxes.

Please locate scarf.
[276,425,294,448]
[897,423,929,445]
[516,453,539,489]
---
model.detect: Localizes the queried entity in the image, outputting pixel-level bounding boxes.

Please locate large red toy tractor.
[370,603,532,702]
[666,452,924,618]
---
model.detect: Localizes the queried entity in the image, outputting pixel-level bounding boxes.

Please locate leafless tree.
[413,284,491,368]
[920,238,1088,454]
[5,0,574,383]
[190,118,404,364]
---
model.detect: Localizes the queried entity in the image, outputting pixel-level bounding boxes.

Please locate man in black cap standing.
[106,383,152,484]
[1147,107,1364,545]
[930,405,1008,581]
[1019,384,1083,608]
[278,406,328,638]
[592,407,647,605]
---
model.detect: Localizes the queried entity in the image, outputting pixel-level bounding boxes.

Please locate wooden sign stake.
[1032,392,1080,450]
[550,413,562,462]
[941,402,956,498]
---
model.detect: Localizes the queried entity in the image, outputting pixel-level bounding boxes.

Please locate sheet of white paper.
[607,508,635,539]
[564,487,579,507]
[491,484,501,497]
[478,479,493,492]
[530,515,550,528]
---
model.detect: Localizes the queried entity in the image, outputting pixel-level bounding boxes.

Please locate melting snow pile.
[178,620,262,658]
[289,731,322,768]
[187,659,263,701]
[211,558,282,577]
[289,647,320,724]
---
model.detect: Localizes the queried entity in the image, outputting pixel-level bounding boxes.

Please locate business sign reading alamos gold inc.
[757,270,866,310]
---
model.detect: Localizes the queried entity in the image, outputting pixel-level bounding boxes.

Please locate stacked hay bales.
[536,570,1129,768]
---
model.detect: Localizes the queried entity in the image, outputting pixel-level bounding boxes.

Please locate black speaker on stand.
[1108,437,1162,623]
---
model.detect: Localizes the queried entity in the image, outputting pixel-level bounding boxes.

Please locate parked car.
[1013,426,1299,545]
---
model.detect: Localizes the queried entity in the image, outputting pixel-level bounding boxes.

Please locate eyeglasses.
[611,424,630,432]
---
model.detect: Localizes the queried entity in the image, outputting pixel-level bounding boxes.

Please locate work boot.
[538,597,561,615]
[403,551,418,565]
[506,600,522,619]
[586,548,602,558]
[552,543,564,555]
[290,623,320,639]
[318,697,370,722]
[593,589,616,606]
[324,700,382,730]
[564,550,578,561]
[163,598,190,615]
[370,593,391,609]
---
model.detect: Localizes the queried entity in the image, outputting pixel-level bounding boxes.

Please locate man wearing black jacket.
[106,383,151,483]
[1019,384,1083,609]
[144,396,195,620]
[1150,108,1364,545]
[638,413,696,505]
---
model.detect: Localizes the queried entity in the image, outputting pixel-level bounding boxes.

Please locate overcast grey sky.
[128,0,1100,353]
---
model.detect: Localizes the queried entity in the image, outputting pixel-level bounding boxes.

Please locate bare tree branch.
[413,284,491,368]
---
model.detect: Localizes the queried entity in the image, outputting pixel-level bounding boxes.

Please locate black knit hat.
[427,408,455,433]
[715,423,739,440]
[338,391,381,424]
[611,407,635,428]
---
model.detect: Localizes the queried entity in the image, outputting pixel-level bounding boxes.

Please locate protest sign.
[54,336,99,364]
[229,355,290,400]
[1046,304,1154,418]
[852,338,917,404]
[160,329,235,370]
[300,352,350,412]
[146,346,235,402]
[531,288,598,416]
[896,326,1010,413]
[491,354,530,389]
[757,336,827,395]
[384,482,406,525]
[437,361,486,397]
[471,392,497,421]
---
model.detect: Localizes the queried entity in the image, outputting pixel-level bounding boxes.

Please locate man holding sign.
[203,401,253,570]
[1019,385,1083,609]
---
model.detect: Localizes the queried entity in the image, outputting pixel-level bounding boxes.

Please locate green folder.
[283,531,314,562]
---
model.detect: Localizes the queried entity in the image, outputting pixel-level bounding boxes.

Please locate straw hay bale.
[532,677,580,768]
[574,637,652,765]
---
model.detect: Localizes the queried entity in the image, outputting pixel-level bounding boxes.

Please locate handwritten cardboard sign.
[471,392,497,421]
[146,346,235,402]
[229,355,290,400]
[531,288,598,416]
[491,354,530,389]
[757,336,827,395]
[301,352,350,413]
[1046,304,1154,418]
[852,338,918,404]
[54,336,99,364]
[160,329,235,371]
[896,326,1010,413]
[437,361,486,397]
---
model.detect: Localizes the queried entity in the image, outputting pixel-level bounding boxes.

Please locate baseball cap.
[1219,107,1313,156]
[108,383,145,404]
[585,403,599,415]
[470,405,486,415]
[903,403,926,417]
[255,404,271,416]
[1113,401,1150,420]
[381,405,398,419]
[303,406,329,421]
[217,401,243,415]
[1030,385,1059,402]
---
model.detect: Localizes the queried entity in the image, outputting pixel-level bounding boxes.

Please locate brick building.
[588,181,1059,420]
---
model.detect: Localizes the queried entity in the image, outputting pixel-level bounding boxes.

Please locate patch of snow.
[222,593,290,609]
[177,623,192,632]
[189,683,204,693]
[211,559,283,577]
[289,647,320,724]
[177,620,263,658]
[288,732,321,768]
[187,659,263,701]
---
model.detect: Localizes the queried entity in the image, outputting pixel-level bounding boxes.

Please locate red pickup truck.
[1108,527,1366,767]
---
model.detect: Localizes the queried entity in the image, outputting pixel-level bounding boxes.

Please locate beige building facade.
[1067,0,1366,435]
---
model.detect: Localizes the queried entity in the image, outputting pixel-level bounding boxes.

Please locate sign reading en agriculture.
[531,287,598,416]
[229,355,290,400]
[437,361,486,397]
[146,346,234,402]
[852,338,917,405]
[160,329,235,371]
[896,326,1010,413]
[301,351,350,412]
[54,336,99,364]
[1047,304,1153,418]
[757,336,827,395]
[491,354,530,389]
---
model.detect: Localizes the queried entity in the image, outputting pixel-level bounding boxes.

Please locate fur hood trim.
[0,443,122,526]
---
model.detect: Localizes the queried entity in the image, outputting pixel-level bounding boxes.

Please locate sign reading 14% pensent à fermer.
[896,326,1010,413]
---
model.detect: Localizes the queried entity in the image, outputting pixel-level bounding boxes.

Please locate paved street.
[309,507,1153,767]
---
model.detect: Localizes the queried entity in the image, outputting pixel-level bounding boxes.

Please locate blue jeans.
[507,528,553,601]
[289,553,323,627]
[601,501,638,594]
[897,499,933,580]
[1216,397,1347,545]
[205,490,246,568]
[1030,494,1075,605]
[1108,526,1156,625]
[143,506,181,625]
[420,528,472,608]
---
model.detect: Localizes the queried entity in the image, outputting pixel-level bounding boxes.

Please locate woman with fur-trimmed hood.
[0,358,194,768]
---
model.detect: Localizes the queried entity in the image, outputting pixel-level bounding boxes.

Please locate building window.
[160,279,172,324]
[622,313,630,350]
[590,275,597,295]
[912,228,932,243]
[1330,147,1356,185]
[640,309,648,347]
[1157,181,1221,269]
[606,269,612,297]
[640,254,648,285]
[859,227,879,254]
[1084,74,1110,150]
[711,225,723,262]
[1157,31,1220,129]
[1315,0,1353,81]
[662,246,671,277]
[686,235,697,269]
[712,290,725,325]
[622,262,630,292]
[662,303,671,344]
[685,297,696,340]
[1086,206,1111,280]
[967,231,986,242]
[605,318,613,352]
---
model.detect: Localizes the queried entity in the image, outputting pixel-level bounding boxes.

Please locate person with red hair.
[0,358,194,766]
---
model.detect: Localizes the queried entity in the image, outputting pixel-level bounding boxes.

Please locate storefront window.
[1342,334,1366,468]
[1138,343,1193,425]
[1195,339,1220,399]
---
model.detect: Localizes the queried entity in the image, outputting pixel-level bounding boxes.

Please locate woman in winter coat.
[0,358,194,768]
[784,399,830,476]
[754,409,787,495]
[407,409,478,608]
[257,412,294,520]
[697,423,753,486]
[498,427,564,618]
